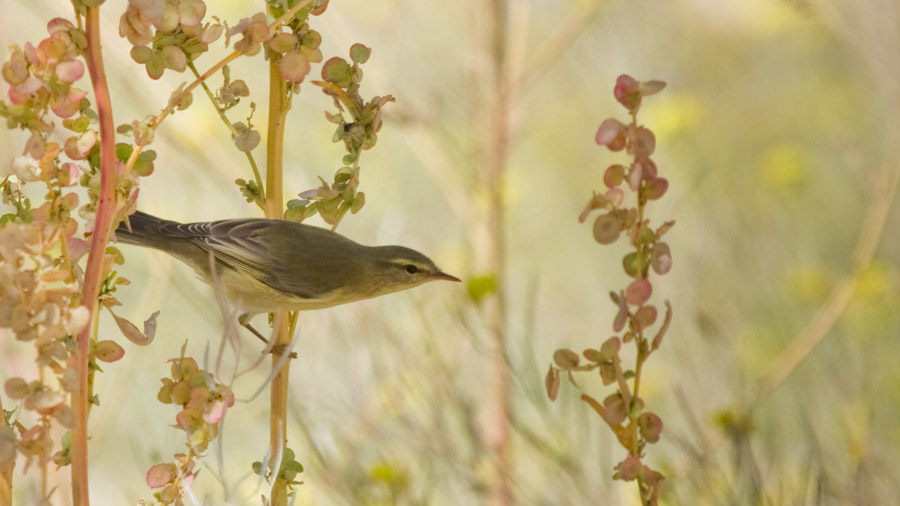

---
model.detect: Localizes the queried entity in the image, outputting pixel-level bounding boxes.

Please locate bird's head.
[365,245,460,297]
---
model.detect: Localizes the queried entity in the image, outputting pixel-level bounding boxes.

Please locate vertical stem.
[485,0,512,504]
[0,397,11,506]
[265,61,288,220]
[265,57,292,506]
[70,6,116,505]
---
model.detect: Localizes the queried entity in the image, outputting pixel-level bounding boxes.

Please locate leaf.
[593,213,622,245]
[602,393,628,427]
[613,295,629,333]
[4,377,30,400]
[279,51,310,83]
[583,348,602,362]
[109,309,153,345]
[146,463,175,488]
[614,454,643,481]
[595,118,625,150]
[625,279,652,306]
[143,311,159,345]
[614,74,641,112]
[94,340,125,362]
[639,79,667,96]
[349,43,371,64]
[645,177,669,200]
[566,370,578,387]
[604,164,625,188]
[232,122,261,152]
[633,305,658,331]
[552,349,580,370]
[651,242,673,275]
[651,300,673,351]
[545,365,560,401]
[600,337,621,360]
[656,220,676,239]
[160,46,187,72]
[350,191,365,214]
[638,412,664,444]
[321,57,352,88]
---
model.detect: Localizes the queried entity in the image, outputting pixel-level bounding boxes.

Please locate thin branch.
[750,152,900,406]
[511,0,608,95]
[187,61,266,210]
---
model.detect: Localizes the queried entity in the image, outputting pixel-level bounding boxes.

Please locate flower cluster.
[267,25,323,84]
[547,74,674,506]
[1,18,88,130]
[285,44,394,225]
[0,221,88,472]
[120,0,223,79]
[146,354,234,504]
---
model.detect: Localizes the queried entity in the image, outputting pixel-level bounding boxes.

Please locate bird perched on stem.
[115,211,459,345]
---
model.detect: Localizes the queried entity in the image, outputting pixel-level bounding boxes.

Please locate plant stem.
[265,54,293,506]
[485,0,512,503]
[187,61,266,210]
[71,6,117,505]
[0,397,10,506]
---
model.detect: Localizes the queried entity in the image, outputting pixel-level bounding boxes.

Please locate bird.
[115,211,459,346]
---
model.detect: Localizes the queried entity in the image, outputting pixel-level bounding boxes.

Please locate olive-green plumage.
[115,211,459,316]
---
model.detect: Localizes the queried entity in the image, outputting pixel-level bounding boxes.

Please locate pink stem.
[70,6,117,505]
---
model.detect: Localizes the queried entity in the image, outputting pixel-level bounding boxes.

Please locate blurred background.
[2,0,900,504]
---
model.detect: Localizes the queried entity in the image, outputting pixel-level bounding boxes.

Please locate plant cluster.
[145,348,234,505]
[0,0,391,504]
[546,74,674,506]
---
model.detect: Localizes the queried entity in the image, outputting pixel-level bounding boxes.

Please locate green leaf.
[321,57,352,88]
[349,43,371,64]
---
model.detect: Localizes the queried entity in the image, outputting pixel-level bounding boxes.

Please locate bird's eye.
[405,264,418,274]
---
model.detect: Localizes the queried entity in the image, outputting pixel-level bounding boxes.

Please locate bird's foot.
[239,313,297,359]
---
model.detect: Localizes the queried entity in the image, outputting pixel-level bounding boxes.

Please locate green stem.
[265,54,293,506]
[187,61,265,210]
[0,397,10,506]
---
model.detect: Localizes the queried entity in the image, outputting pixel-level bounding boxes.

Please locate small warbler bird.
[116,211,459,340]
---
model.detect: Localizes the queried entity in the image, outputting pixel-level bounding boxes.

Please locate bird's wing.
[159,219,322,300]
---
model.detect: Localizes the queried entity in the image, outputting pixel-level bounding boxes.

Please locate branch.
[511,0,607,95]
[750,154,900,406]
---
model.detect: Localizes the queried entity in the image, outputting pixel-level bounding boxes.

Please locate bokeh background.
[2,0,900,504]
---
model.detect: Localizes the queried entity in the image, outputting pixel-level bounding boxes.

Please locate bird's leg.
[238,312,269,344]
[238,312,296,359]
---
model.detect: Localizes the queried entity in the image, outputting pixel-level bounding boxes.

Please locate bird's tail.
[115,211,179,249]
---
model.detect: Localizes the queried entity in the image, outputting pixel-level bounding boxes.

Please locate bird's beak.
[431,271,461,282]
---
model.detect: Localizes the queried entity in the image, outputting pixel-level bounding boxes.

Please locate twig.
[187,61,266,210]
[511,0,608,95]
[750,152,900,406]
